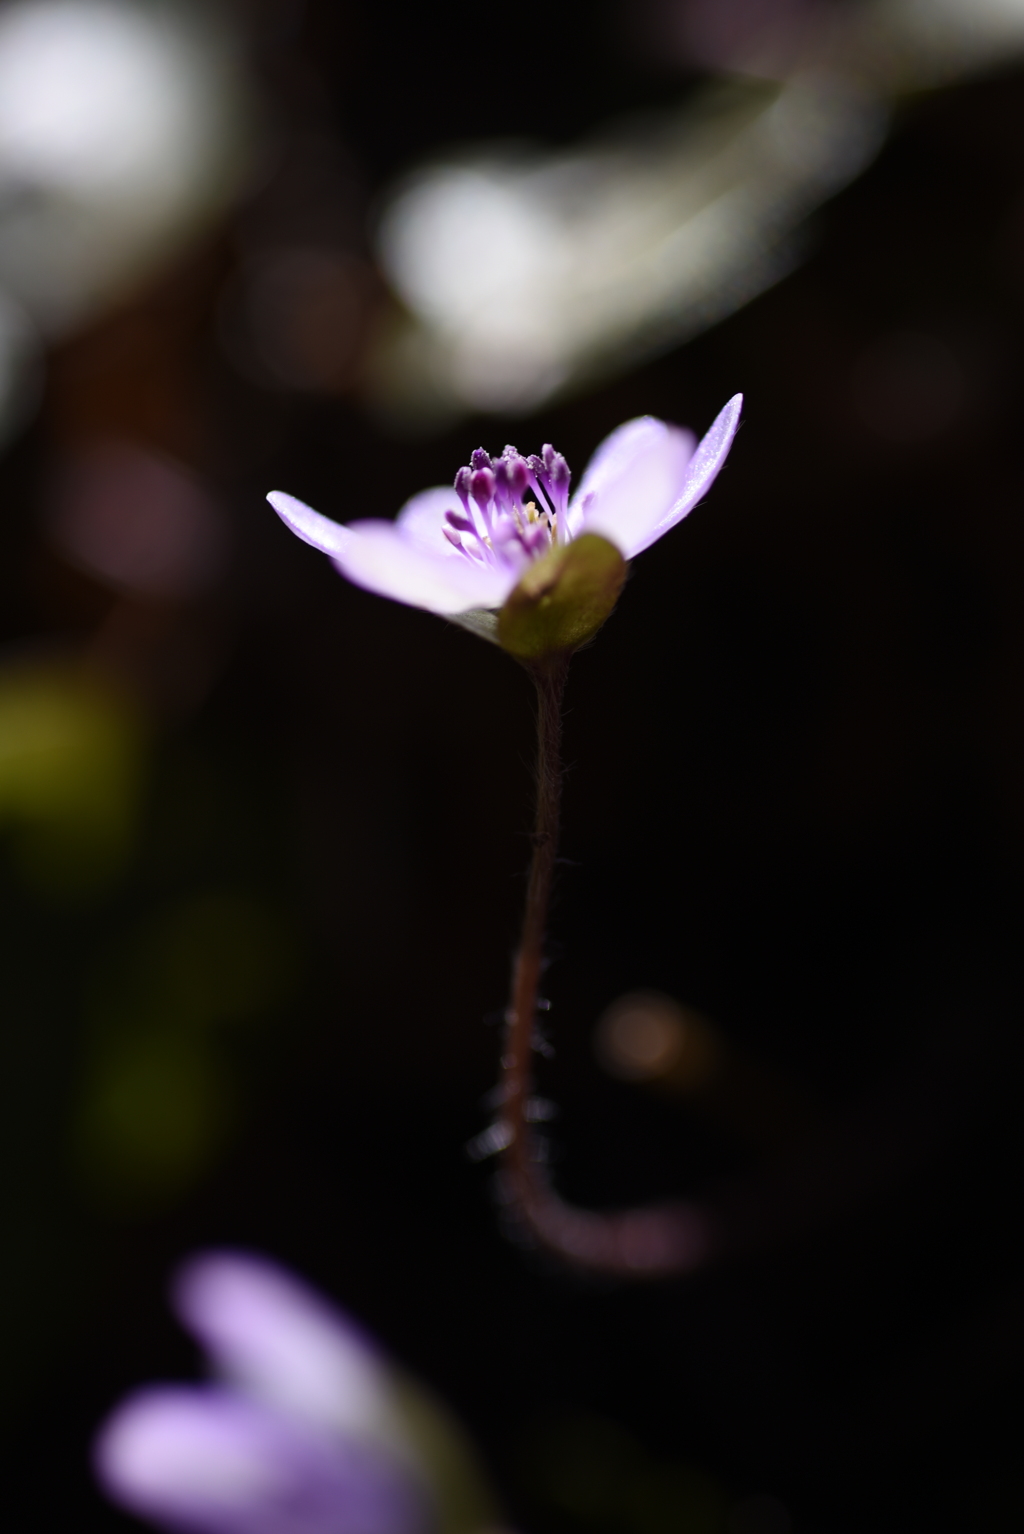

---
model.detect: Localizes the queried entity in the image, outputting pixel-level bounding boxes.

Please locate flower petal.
[269,487,505,612]
[94,1386,427,1534]
[395,486,463,557]
[627,393,743,557]
[173,1253,394,1441]
[571,417,693,515]
[574,418,697,559]
[333,521,511,613]
[268,492,352,561]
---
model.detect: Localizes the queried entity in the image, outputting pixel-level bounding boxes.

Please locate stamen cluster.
[443,443,572,571]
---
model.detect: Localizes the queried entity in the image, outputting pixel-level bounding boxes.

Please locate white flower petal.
[269,487,509,615]
[576,419,697,558]
[93,1385,426,1534]
[627,393,743,557]
[174,1253,393,1440]
[396,485,463,556]
[335,520,511,613]
[268,491,352,560]
[572,417,693,511]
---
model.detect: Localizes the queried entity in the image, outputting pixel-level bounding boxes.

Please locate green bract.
[496,534,626,662]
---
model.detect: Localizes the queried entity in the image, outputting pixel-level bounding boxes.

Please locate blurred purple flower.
[94,1252,433,1534]
[267,395,741,628]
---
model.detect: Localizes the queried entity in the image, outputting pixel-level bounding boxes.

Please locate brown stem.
[497,656,711,1278]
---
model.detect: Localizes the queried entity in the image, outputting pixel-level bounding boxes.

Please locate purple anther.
[542,444,557,471]
[454,466,472,511]
[445,509,474,534]
[493,457,513,497]
[549,452,570,506]
[505,454,530,499]
[527,453,553,512]
[469,467,496,510]
[470,448,492,472]
[443,526,464,550]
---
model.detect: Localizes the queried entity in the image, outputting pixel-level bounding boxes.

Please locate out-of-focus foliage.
[522,1413,728,1534]
[75,890,298,1205]
[0,658,145,895]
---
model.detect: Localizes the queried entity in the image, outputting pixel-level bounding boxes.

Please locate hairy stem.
[497,657,710,1277]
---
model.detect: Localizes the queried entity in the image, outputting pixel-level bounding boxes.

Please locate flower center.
[442,442,572,573]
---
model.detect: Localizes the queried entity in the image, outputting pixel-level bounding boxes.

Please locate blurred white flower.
[370,0,1024,421]
[0,0,253,337]
[95,1252,497,1534]
[372,75,878,419]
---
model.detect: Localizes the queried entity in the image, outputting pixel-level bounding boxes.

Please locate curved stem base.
[496,658,711,1278]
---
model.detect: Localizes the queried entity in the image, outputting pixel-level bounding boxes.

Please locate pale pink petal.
[627,393,743,557]
[335,521,511,613]
[566,418,695,538]
[576,420,697,558]
[94,1386,426,1534]
[269,487,508,614]
[174,1253,392,1440]
[268,492,352,560]
[573,418,695,510]
[395,486,463,558]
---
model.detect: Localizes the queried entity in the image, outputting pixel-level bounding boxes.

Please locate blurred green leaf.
[522,1412,725,1534]
[391,1375,501,1534]
[74,1025,230,1206]
[73,890,298,1207]
[0,661,145,897]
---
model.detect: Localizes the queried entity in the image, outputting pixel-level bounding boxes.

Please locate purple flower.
[93,1253,435,1534]
[267,396,741,637]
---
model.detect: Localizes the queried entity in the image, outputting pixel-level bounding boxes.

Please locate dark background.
[2,2,1024,1531]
